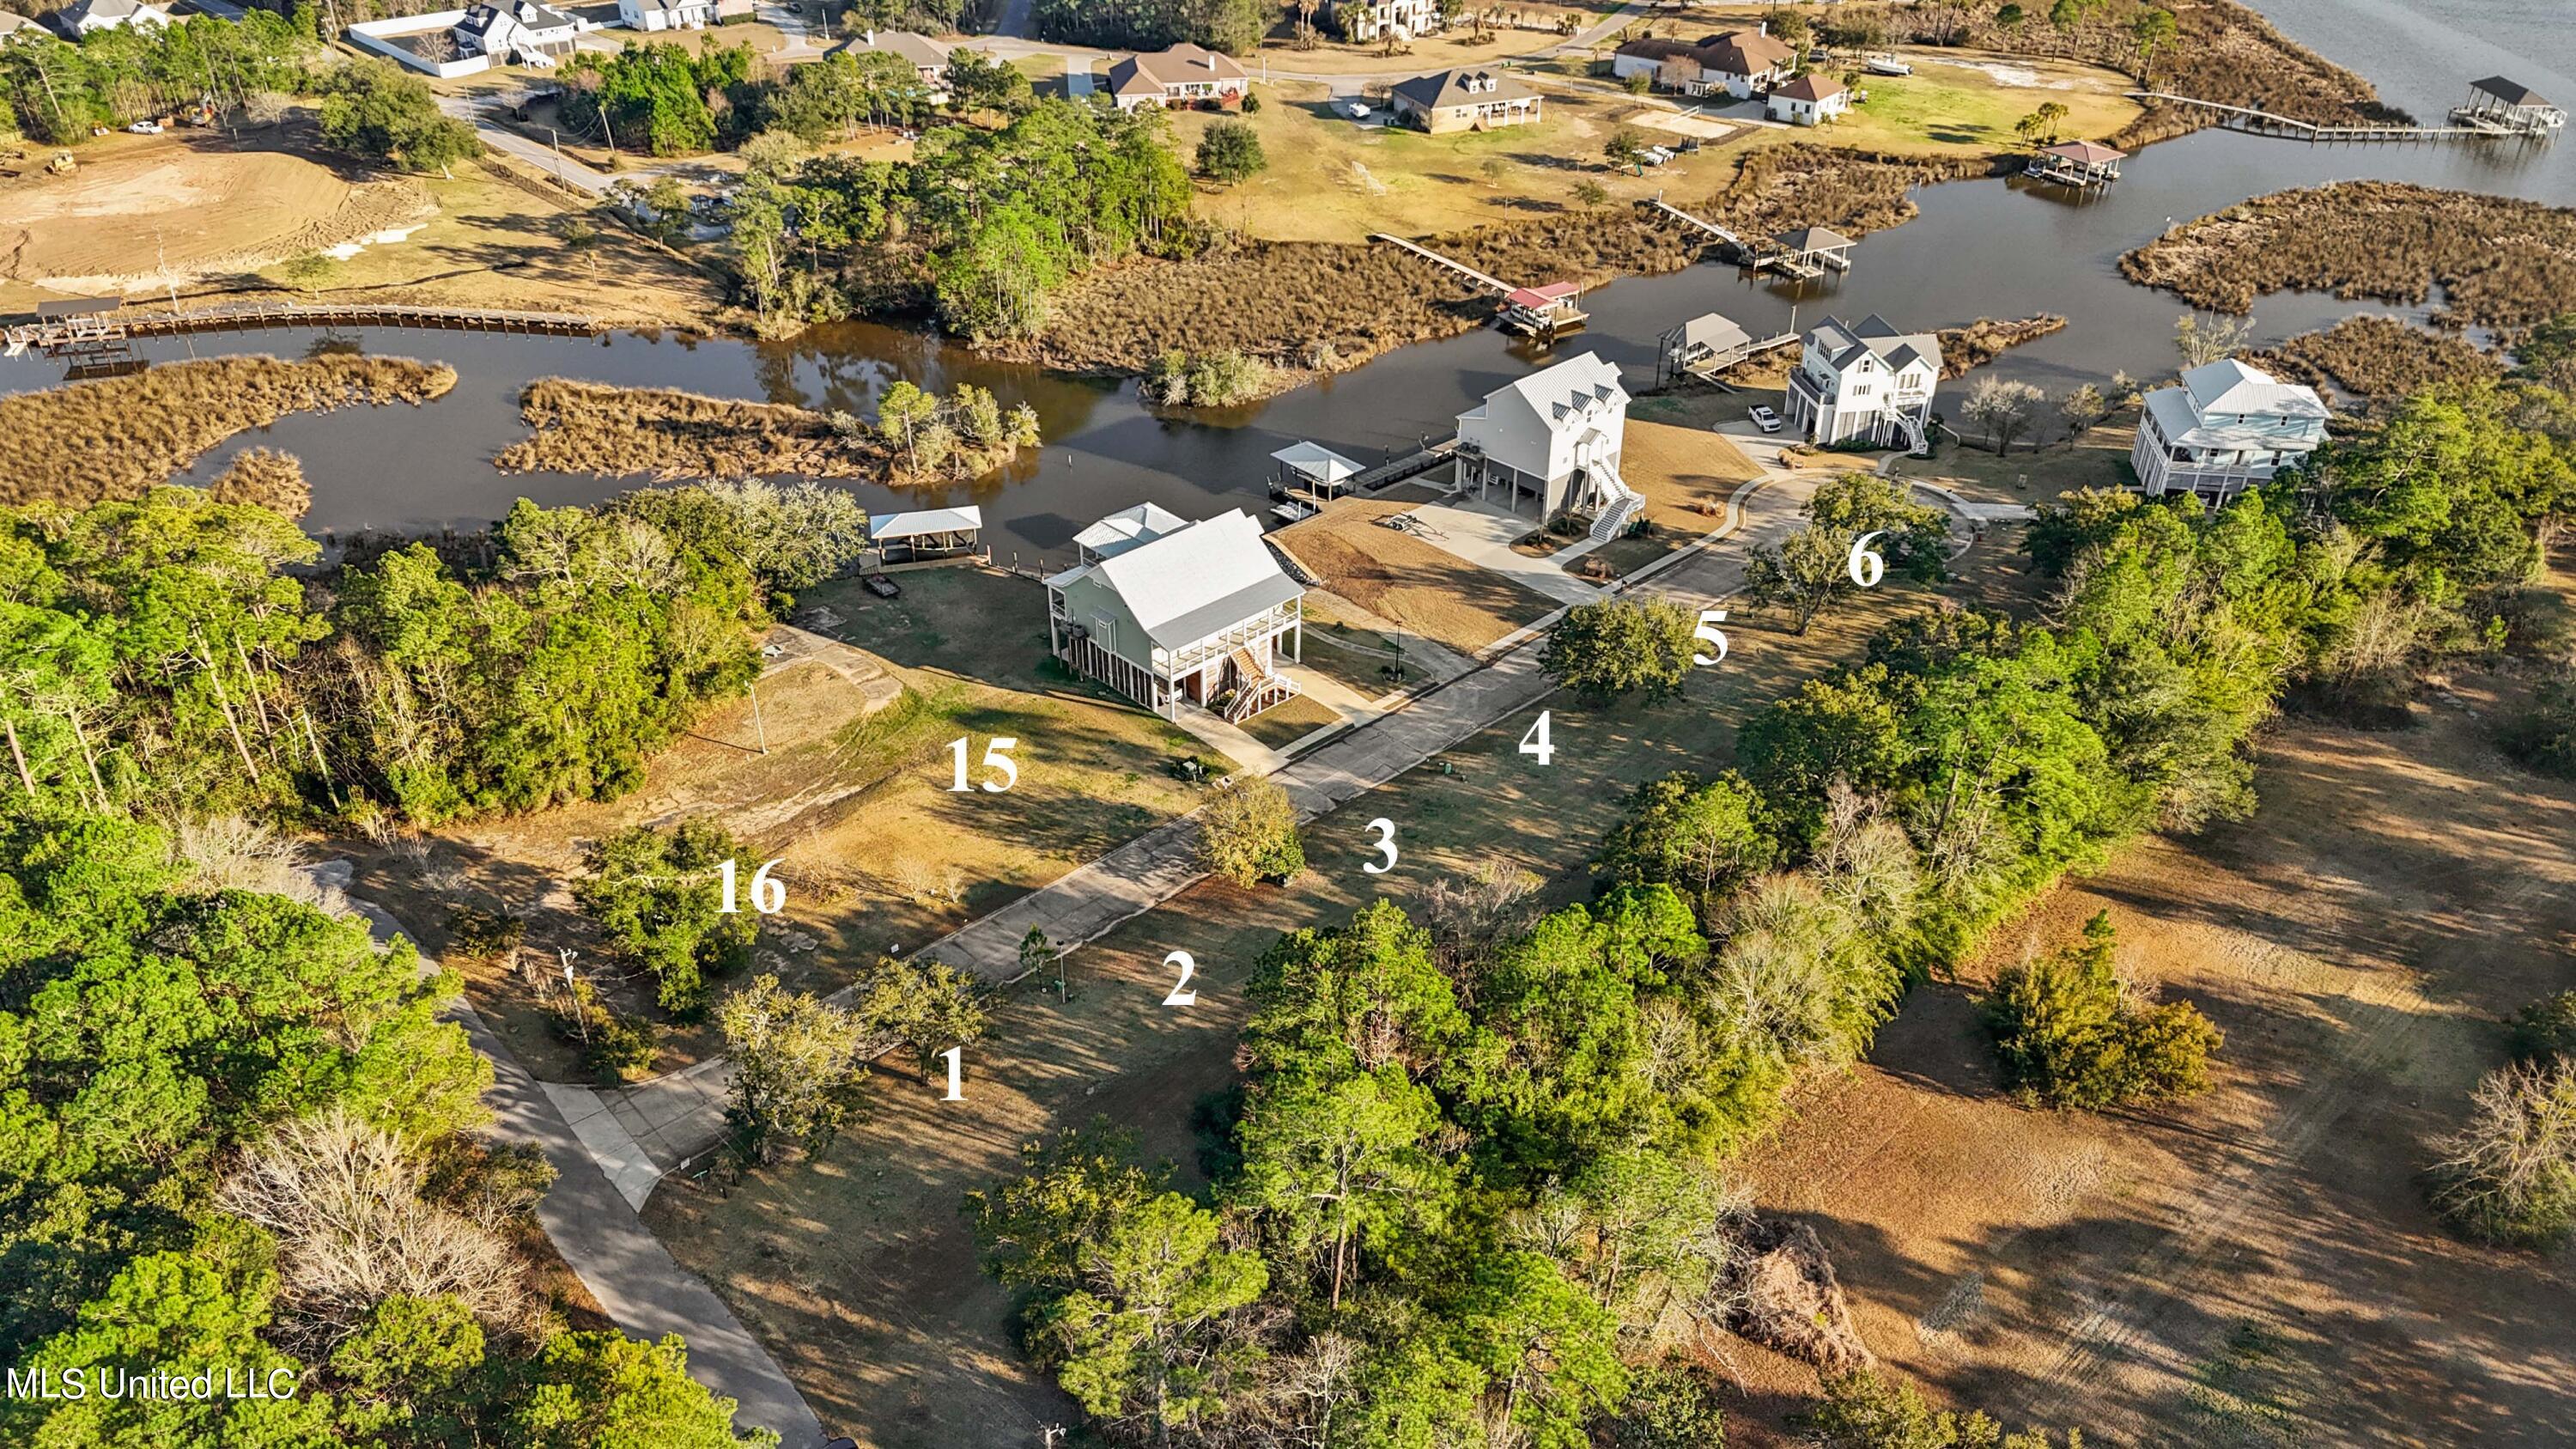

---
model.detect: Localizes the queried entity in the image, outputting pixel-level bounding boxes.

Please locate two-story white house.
[1047,507,1305,724]
[2131,359,2330,504]
[1783,314,1941,451]
[454,0,579,64]
[1455,352,1640,540]
[1326,0,1440,45]
[617,0,716,32]
[51,0,171,36]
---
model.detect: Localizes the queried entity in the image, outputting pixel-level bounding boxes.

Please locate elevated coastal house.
[1766,72,1850,125]
[454,0,579,65]
[1783,314,1940,451]
[2131,359,2330,504]
[51,0,171,36]
[1610,27,1795,98]
[1326,0,1440,45]
[829,28,954,83]
[1105,44,1249,111]
[617,0,714,30]
[1047,508,1305,723]
[1455,352,1642,541]
[1389,68,1543,133]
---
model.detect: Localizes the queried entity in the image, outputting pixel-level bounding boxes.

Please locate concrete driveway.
[1404,502,1603,606]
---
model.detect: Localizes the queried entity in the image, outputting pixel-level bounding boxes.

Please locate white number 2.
[1692,608,1728,666]
[1518,710,1554,766]
[1363,817,1398,875]
[948,735,1019,793]
[1163,950,1198,1007]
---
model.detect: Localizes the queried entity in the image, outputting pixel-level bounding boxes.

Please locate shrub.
[445,904,526,962]
[1540,598,1698,705]
[1801,1369,2080,1448]
[2508,991,2576,1065]
[1986,912,2221,1111]
[546,977,660,1082]
[2501,665,2576,778]
[1195,118,1267,183]
[850,955,989,1076]
[574,820,762,1014]
[718,973,870,1168]
[2426,1060,2576,1249]
[1200,776,1304,886]
[1601,1360,1727,1446]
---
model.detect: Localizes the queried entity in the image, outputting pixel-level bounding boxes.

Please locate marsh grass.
[1936,315,2069,379]
[495,378,871,480]
[2251,316,2506,405]
[0,355,457,511]
[206,447,313,518]
[2123,182,2576,330]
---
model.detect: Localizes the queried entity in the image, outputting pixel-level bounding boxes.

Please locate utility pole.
[749,676,769,754]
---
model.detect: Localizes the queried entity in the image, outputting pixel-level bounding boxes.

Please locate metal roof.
[2470,76,2551,107]
[1049,508,1302,657]
[868,504,983,540]
[1072,501,1188,557]
[2041,139,2127,163]
[1271,441,1364,485]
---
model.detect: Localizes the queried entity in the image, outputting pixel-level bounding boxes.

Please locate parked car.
[126,120,162,134]
[1345,100,1371,119]
[862,573,901,598]
[1748,405,1783,433]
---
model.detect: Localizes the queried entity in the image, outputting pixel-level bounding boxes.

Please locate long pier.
[4,301,598,356]
[2129,91,2537,141]
[1646,198,1827,278]
[1680,332,1797,382]
[1368,234,1511,295]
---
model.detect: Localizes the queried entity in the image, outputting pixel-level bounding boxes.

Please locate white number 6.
[1363,817,1398,875]
[1848,532,1886,588]
[1692,608,1728,666]
[1163,950,1198,1007]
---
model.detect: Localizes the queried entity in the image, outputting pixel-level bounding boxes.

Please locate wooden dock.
[1679,332,1797,382]
[1368,234,1511,295]
[1647,198,1832,278]
[1352,437,1461,493]
[4,301,598,356]
[2129,91,2545,141]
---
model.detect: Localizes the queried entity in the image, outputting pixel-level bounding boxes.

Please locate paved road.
[440,91,623,195]
[346,898,829,1449]
[570,469,1822,1184]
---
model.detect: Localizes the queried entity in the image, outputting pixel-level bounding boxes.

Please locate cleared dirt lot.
[1273,495,1561,656]
[1729,674,2576,1447]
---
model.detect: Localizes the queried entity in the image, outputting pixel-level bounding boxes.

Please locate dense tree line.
[1030,0,1267,55]
[0,8,324,142]
[0,807,772,1446]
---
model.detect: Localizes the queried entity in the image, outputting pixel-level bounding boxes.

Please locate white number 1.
[940,1046,963,1100]
[1163,950,1198,1007]
[1363,817,1398,875]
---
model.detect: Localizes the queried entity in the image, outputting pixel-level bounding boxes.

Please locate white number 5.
[1692,608,1728,666]
[1163,950,1198,1007]
[1363,817,1398,875]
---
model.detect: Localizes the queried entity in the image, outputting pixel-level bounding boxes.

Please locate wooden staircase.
[1223,647,1301,723]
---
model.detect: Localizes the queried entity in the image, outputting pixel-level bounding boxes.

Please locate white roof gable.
[2179,359,2329,420]
[1073,501,1189,558]
[1463,350,1629,434]
[1090,509,1298,649]
[1807,314,1941,379]
[869,504,981,540]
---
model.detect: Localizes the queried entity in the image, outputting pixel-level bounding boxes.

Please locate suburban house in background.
[0,9,52,39]
[1767,72,1850,125]
[1389,69,1544,132]
[829,28,954,83]
[2131,359,2330,504]
[1610,27,1795,97]
[51,0,171,36]
[1105,45,1249,110]
[1326,0,1442,46]
[1455,352,1640,543]
[454,0,579,65]
[1047,508,1305,724]
[616,0,714,31]
[1783,314,1941,451]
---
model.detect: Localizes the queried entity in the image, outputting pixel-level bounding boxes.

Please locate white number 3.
[1363,817,1398,875]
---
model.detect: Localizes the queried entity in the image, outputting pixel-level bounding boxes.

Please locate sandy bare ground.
[1728,673,2576,1447]
[1,133,433,294]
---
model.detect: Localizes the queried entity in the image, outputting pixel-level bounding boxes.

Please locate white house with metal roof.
[2130,359,2330,504]
[1048,508,1304,723]
[1455,352,1637,540]
[1783,314,1941,451]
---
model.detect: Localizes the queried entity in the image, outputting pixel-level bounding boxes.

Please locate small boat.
[1863,52,1911,76]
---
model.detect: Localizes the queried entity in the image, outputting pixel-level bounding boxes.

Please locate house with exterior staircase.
[1783,314,1941,452]
[2130,359,2330,505]
[1455,352,1642,544]
[1047,508,1305,724]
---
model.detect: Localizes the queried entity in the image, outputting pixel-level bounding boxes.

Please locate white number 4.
[947,735,1019,793]
[716,857,786,915]
[1848,532,1886,588]
[1518,710,1554,767]
[1693,608,1728,666]
[1163,950,1198,1007]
